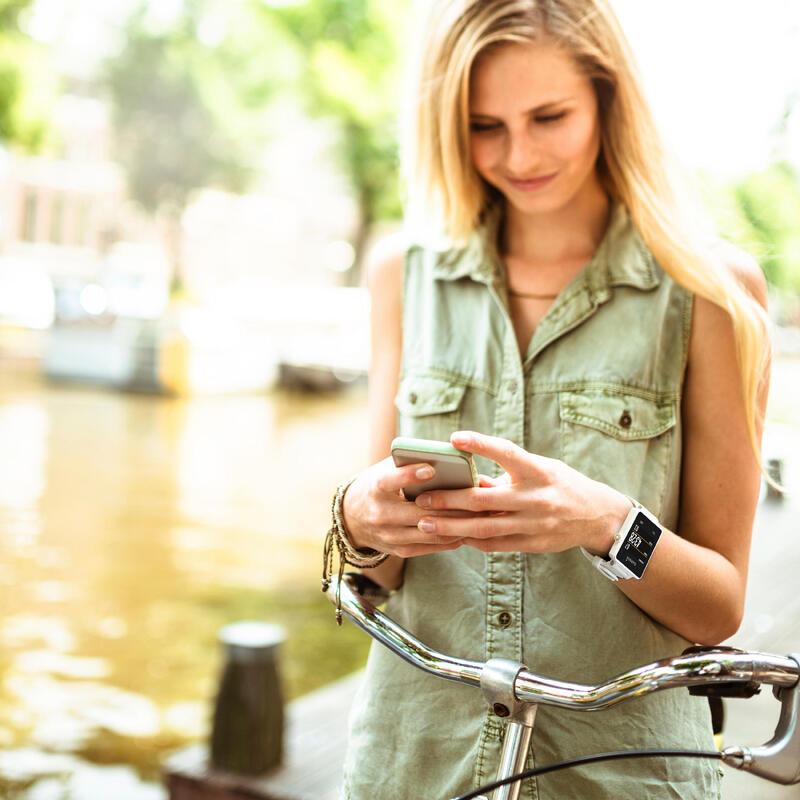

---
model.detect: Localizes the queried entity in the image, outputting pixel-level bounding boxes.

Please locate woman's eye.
[469,121,502,134]
[535,112,567,124]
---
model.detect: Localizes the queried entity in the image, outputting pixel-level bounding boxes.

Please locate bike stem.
[478,659,538,800]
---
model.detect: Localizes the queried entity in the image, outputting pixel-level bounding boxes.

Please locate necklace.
[507,287,559,300]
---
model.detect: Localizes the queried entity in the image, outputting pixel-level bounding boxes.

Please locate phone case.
[390,437,478,500]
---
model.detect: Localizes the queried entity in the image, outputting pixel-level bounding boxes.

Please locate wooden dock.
[165,671,362,800]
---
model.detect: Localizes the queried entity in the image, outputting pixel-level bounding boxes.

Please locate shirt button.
[409,392,418,404]
[497,611,512,627]
[619,411,632,428]
[507,381,518,394]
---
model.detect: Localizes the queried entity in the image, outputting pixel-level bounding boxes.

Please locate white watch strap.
[580,547,626,581]
[581,496,646,581]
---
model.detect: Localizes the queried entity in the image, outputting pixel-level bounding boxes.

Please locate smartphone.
[391,436,478,501]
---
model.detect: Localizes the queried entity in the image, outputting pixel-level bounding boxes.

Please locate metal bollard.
[766,458,786,501]
[210,621,286,776]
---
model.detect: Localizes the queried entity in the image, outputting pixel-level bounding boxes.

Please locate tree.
[0,0,51,150]
[103,0,281,292]
[257,0,408,284]
[704,162,800,293]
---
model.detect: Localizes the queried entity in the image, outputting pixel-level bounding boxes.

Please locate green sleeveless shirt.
[342,203,721,799]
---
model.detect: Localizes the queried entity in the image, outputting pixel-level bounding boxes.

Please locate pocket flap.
[559,389,676,441]
[395,374,467,417]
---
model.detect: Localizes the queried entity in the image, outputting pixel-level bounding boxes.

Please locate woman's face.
[468,39,603,218]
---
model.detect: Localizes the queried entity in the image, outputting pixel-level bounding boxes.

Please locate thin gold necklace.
[507,287,559,300]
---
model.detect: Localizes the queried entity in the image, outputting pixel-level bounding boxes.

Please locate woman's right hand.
[342,457,467,558]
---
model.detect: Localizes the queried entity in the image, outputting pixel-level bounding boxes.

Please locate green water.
[0,369,371,799]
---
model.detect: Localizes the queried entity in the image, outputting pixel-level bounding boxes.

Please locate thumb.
[450,431,542,481]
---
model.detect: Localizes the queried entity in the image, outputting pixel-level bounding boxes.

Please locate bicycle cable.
[451,749,723,800]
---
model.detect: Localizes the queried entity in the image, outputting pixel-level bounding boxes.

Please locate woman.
[327,1,771,797]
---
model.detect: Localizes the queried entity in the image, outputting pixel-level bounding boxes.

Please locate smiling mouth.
[506,172,558,190]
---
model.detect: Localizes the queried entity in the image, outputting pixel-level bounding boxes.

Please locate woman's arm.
[340,238,465,590]
[620,250,768,643]
[349,238,406,588]
[412,253,769,645]
[364,237,404,465]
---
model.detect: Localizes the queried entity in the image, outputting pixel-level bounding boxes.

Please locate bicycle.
[327,571,800,800]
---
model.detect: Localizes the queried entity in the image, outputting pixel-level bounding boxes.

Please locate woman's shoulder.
[686,241,768,368]
[687,241,768,374]
[708,239,768,309]
[365,226,471,288]
[364,231,408,293]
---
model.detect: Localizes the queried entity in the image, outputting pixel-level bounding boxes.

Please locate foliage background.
[2,0,798,295]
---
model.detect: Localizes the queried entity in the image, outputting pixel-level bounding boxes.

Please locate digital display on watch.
[616,512,662,579]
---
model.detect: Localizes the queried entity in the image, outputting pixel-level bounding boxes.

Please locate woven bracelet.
[322,475,389,624]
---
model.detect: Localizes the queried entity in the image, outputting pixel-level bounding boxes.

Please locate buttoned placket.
[477,253,619,661]
[485,279,526,666]
[446,208,640,797]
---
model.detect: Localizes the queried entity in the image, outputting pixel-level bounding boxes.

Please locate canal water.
[0,368,373,799]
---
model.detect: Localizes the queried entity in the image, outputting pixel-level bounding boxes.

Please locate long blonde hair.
[401,0,770,468]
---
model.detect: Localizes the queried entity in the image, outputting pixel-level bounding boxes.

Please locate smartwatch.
[582,499,663,581]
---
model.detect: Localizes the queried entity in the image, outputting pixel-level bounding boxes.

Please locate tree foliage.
[256,0,408,280]
[0,0,51,150]
[704,162,800,293]
[104,1,281,214]
[104,0,407,287]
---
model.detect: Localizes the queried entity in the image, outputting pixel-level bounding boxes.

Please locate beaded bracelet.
[322,475,389,624]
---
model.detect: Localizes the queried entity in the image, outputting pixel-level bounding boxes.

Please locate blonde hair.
[401,0,770,469]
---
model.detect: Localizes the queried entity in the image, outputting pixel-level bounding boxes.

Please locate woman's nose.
[505,131,541,175]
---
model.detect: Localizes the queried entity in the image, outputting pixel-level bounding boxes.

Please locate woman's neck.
[501,182,611,266]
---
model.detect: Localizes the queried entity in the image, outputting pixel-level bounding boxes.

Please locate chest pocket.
[559,388,677,515]
[395,374,467,443]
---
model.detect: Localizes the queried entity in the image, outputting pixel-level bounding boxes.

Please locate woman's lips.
[506,172,558,191]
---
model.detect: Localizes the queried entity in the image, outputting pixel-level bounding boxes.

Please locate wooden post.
[766,458,785,501]
[210,621,286,776]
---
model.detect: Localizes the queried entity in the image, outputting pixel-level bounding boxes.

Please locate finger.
[415,486,518,513]
[375,462,436,494]
[417,513,515,539]
[371,503,476,537]
[392,539,464,558]
[462,535,527,553]
[381,526,466,551]
[450,431,541,480]
[381,521,468,546]
[462,534,561,553]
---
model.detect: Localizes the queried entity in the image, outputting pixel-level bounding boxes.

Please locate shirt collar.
[429,200,661,294]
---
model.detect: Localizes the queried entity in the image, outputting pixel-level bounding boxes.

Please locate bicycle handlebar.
[328,572,800,785]
[328,572,799,707]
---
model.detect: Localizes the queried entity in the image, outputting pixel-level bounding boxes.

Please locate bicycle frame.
[327,572,800,799]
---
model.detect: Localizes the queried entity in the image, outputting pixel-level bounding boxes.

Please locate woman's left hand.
[414,430,631,555]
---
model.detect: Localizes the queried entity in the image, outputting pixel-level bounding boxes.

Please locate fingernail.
[418,519,435,533]
[416,466,434,480]
[416,494,431,508]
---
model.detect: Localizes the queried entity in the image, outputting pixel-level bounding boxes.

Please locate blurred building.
[1,96,123,273]
[0,95,170,334]
[0,93,370,392]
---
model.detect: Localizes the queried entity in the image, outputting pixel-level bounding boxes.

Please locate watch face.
[616,512,662,578]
